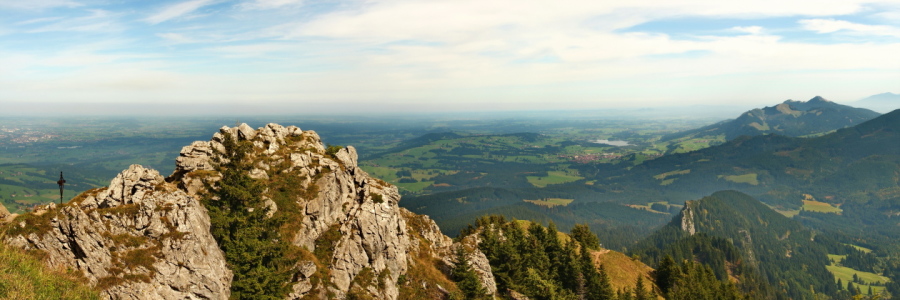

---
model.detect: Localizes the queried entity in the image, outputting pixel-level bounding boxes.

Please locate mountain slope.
[632,191,837,299]
[599,109,900,207]
[663,96,880,142]
[854,92,900,113]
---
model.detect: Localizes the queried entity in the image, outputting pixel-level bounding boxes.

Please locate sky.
[1,0,899,115]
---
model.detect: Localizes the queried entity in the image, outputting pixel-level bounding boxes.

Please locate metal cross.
[57,172,66,204]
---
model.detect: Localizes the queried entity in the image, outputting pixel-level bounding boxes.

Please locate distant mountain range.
[853,92,900,113]
[663,96,880,142]
[619,108,900,206]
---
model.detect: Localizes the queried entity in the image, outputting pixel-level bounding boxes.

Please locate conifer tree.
[654,255,679,295]
[451,246,487,299]
[204,132,292,299]
[635,276,649,300]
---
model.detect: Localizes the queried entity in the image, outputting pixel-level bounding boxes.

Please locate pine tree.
[204,132,293,299]
[655,255,679,295]
[452,246,487,299]
[570,224,601,250]
[635,276,649,300]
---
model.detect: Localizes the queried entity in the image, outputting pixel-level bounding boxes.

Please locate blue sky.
[1,0,899,114]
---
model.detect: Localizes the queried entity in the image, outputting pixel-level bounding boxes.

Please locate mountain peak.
[808,95,829,103]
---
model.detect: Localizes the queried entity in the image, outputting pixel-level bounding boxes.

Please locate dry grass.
[0,243,100,299]
[802,200,842,214]
[592,249,660,295]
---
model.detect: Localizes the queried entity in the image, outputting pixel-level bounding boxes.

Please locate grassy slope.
[592,249,660,296]
[0,242,100,299]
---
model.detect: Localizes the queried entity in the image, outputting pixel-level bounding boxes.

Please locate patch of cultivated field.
[802,200,843,214]
[720,173,758,185]
[524,198,574,208]
[827,264,889,294]
[527,171,583,188]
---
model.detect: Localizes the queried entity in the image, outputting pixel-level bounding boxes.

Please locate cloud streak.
[146,0,216,24]
[799,18,900,37]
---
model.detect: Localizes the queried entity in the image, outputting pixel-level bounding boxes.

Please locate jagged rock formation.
[4,165,232,299]
[3,123,496,300]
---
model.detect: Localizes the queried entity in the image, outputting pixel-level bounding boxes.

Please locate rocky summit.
[2,123,495,300]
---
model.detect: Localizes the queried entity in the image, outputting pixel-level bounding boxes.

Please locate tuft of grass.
[0,243,100,299]
[313,224,343,267]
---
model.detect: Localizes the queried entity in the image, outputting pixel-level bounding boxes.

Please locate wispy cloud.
[145,0,217,25]
[0,0,81,10]
[731,26,764,35]
[241,0,303,10]
[157,32,198,44]
[799,18,900,37]
[27,9,120,33]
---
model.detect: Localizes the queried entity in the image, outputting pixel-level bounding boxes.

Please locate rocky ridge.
[2,123,496,299]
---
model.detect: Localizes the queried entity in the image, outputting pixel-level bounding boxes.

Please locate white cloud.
[157,32,198,44]
[731,26,764,34]
[16,17,65,25]
[145,0,217,25]
[0,0,80,10]
[4,0,900,110]
[799,18,900,37]
[241,0,303,10]
[27,9,120,33]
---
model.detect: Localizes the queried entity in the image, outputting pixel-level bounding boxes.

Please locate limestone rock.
[5,165,232,299]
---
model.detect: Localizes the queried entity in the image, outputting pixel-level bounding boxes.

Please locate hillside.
[854,92,900,113]
[663,96,879,142]
[592,109,900,207]
[0,123,496,299]
[632,191,838,299]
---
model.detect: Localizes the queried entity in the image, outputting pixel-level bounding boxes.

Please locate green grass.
[802,200,843,214]
[826,264,889,294]
[0,243,100,299]
[828,254,846,264]
[526,171,584,188]
[653,169,690,180]
[773,208,800,218]
[845,244,873,254]
[523,198,574,208]
[720,173,759,185]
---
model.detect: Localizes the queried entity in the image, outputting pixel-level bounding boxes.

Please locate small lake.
[592,139,631,146]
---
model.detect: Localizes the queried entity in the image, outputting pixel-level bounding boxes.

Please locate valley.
[1,98,898,299]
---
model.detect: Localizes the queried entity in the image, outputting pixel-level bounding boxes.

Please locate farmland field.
[802,200,843,214]
[527,171,584,188]
[826,264,889,294]
[523,198,574,208]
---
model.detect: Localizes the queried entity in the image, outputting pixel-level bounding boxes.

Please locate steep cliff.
[2,123,495,299]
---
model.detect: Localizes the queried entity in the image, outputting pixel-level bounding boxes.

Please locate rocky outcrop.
[0,202,13,223]
[680,201,696,236]
[3,123,496,299]
[5,165,231,299]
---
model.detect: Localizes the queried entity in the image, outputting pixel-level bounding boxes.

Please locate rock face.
[4,123,496,300]
[5,165,232,299]
[680,201,696,236]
